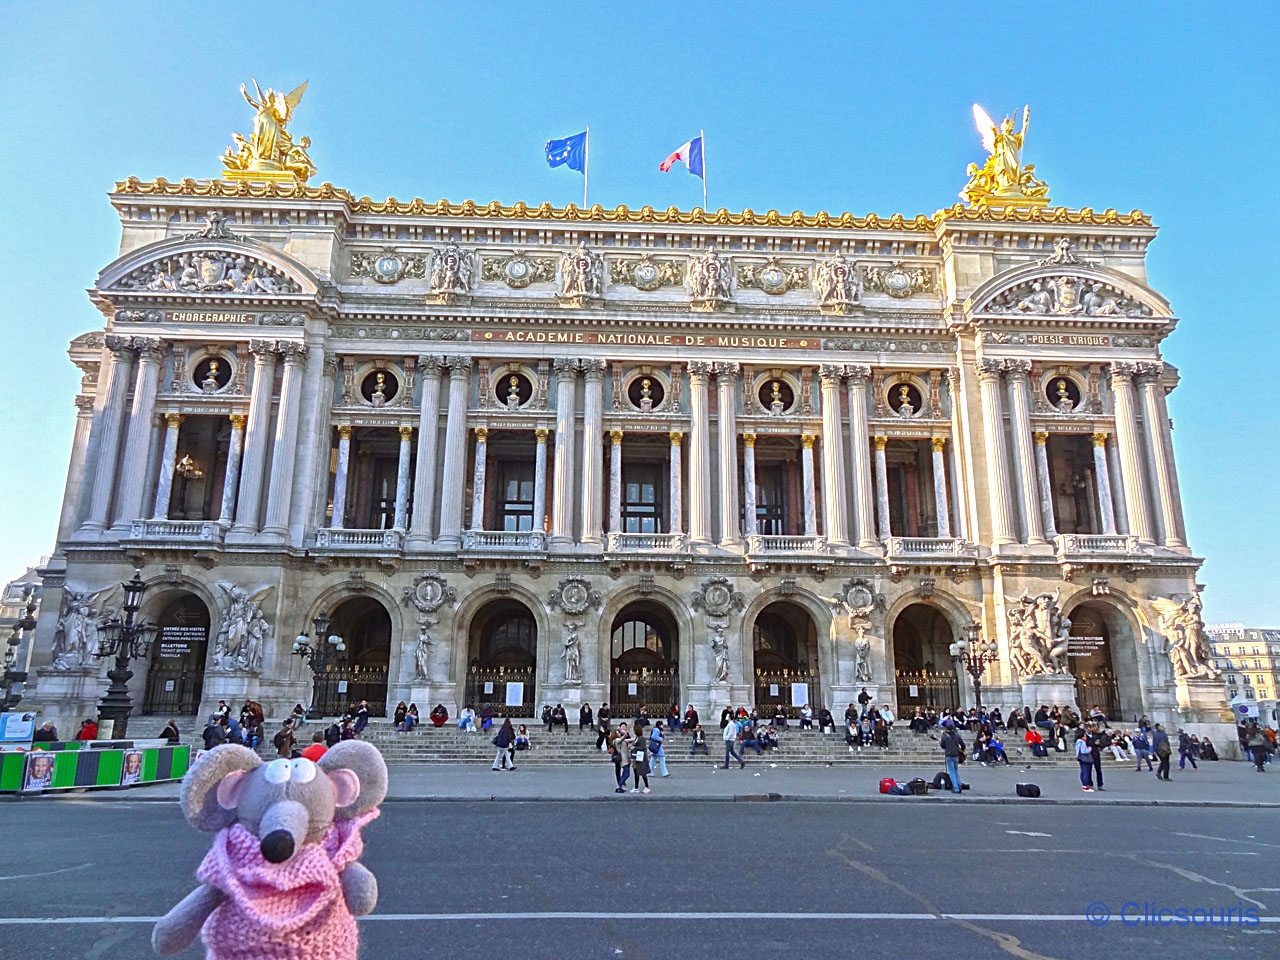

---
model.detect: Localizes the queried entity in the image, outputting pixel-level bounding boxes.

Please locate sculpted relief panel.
[114,251,300,295]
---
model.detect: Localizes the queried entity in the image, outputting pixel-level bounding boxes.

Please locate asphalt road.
[2,801,1277,959]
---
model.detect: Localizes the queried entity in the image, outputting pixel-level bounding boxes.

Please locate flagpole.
[700,128,708,212]
[583,126,590,209]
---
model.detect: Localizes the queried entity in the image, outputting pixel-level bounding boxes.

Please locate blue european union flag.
[545,130,588,173]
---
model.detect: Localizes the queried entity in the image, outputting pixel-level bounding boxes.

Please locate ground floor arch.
[609,600,680,716]
[465,598,537,716]
[142,592,210,716]
[891,602,960,711]
[311,596,392,717]
[750,600,820,717]
[1065,600,1143,721]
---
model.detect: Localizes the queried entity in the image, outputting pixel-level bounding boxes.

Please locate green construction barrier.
[0,744,191,794]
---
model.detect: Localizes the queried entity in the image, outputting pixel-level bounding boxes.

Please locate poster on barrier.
[0,712,36,744]
[22,752,55,792]
[120,749,145,785]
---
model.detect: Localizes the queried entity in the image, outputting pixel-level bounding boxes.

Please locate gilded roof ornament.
[220,80,316,184]
[961,104,1051,212]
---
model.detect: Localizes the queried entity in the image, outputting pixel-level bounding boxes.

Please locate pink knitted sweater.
[196,809,379,960]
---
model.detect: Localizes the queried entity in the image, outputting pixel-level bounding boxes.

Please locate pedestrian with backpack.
[1152,724,1172,780]
[938,718,964,794]
[649,722,669,777]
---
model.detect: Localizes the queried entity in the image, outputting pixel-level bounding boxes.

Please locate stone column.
[1032,431,1058,540]
[845,365,877,549]
[261,342,307,537]
[230,341,279,535]
[81,337,136,532]
[945,369,968,540]
[608,430,623,533]
[549,358,578,545]
[218,415,247,525]
[818,365,849,546]
[1110,362,1155,544]
[110,338,165,531]
[976,359,1016,545]
[873,436,891,538]
[580,360,606,544]
[1091,433,1118,535]
[668,431,684,535]
[330,425,352,528]
[394,425,414,530]
[687,362,713,544]
[288,342,329,545]
[437,356,472,546]
[801,434,818,537]
[714,362,741,546]
[742,433,758,537]
[151,413,184,519]
[533,428,549,534]
[1004,359,1045,544]
[56,395,96,543]
[407,356,443,547]
[469,427,487,530]
[1138,363,1185,548]
[931,437,952,539]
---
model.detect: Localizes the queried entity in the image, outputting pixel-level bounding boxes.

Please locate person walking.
[613,722,632,792]
[649,722,669,777]
[272,719,296,759]
[1132,728,1154,771]
[631,728,652,794]
[1177,729,1198,771]
[1086,724,1106,791]
[1152,724,1172,780]
[491,718,516,771]
[1076,729,1095,791]
[722,714,745,769]
[1245,723,1271,773]
[938,718,964,795]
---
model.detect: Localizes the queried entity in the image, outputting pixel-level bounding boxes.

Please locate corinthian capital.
[250,339,279,358]
[1134,360,1165,381]
[818,363,845,383]
[687,360,713,378]
[417,354,446,376]
[552,357,579,376]
[1109,361,1138,383]
[712,361,740,380]
[845,364,872,384]
[444,355,473,375]
[581,358,607,379]
[977,358,1004,382]
[277,340,308,362]
[1002,358,1032,380]
[131,337,165,361]
[104,334,135,356]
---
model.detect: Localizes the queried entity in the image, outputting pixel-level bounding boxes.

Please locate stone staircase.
[287,720,1082,767]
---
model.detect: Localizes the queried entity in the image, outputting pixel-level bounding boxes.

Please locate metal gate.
[754,670,817,718]
[311,666,388,717]
[1076,671,1121,721]
[142,663,205,716]
[895,670,960,712]
[464,666,535,717]
[610,666,678,718]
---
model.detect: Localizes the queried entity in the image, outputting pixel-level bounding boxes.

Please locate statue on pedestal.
[562,622,582,683]
[709,621,730,683]
[962,104,1050,208]
[1151,595,1219,681]
[1006,589,1071,678]
[220,80,315,184]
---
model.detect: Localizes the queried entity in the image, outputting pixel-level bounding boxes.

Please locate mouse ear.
[318,741,388,818]
[181,745,262,832]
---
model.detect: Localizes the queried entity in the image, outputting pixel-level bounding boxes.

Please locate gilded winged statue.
[221,80,316,183]
[961,104,1050,207]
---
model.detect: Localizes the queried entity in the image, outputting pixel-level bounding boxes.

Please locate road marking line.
[2,912,1278,925]
[0,863,94,883]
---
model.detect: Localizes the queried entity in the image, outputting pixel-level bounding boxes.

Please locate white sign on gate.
[337,680,349,693]
[628,682,638,695]
[505,682,524,707]
[791,683,808,707]
[909,684,919,697]
[484,681,494,694]
[769,684,779,697]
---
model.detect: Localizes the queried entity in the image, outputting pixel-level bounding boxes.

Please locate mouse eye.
[264,759,292,784]
[290,758,317,783]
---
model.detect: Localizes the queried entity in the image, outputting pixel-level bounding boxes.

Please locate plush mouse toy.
[153,740,388,959]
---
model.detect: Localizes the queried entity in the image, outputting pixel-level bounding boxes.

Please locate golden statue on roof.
[961,104,1050,211]
[221,80,316,184]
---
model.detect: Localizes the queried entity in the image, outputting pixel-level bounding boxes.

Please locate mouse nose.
[260,829,295,863]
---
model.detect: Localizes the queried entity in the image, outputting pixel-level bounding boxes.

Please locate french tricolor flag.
[659,135,704,178]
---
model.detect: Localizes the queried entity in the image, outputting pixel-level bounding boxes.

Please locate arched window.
[478,603,536,668]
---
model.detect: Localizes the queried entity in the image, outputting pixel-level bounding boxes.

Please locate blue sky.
[0,2,1276,623]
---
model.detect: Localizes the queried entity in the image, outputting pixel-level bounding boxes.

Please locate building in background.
[20,91,1232,752]
[1208,622,1280,726]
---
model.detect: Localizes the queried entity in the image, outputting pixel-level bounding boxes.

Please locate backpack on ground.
[930,771,953,791]
[1015,782,1041,798]
[908,778,928,796]
[879,777,896,794]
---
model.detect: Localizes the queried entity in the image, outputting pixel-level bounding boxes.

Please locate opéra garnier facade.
[26,99,1227,739]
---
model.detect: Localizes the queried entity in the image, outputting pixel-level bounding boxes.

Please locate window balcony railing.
[605,532,688,553]
[884,537,976,558]
[1053,534,1140,556]
[313,528,404,550]
[745,534,829,555]
[125,519,226,545]
[461,529,547,552]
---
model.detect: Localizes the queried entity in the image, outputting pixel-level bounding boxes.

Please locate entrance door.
[143,594,210,716]
[310,597,392,717]
[610,602,679,716]
[892,604,959,712]
[752,602,819,717]
[1068,605,1121,720]
[465,600,537,717]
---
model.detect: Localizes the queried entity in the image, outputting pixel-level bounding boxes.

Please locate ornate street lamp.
[94,569,157,738]
[950,622,1000,715]
[1,586,39,711]
[293,612,345,719]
